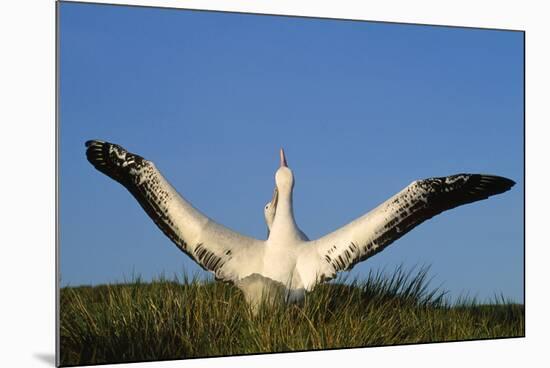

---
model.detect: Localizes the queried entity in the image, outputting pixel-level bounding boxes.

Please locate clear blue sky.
[59,2,524,303]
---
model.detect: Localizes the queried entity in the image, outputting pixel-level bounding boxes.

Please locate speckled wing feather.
[309,174,515,282]
[85,140,264,282]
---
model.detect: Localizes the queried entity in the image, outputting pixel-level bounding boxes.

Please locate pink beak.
[280,148,287,167]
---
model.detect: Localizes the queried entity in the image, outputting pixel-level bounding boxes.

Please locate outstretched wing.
[307,174,515,283]
[85,140,264,282]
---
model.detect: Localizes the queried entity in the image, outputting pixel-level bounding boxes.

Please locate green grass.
[59,266,524,366]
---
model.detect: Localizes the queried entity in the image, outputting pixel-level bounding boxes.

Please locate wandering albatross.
[85,140,515,308]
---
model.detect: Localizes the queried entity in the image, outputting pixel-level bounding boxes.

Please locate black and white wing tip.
[85,139,144,186]
[422,173,516,206]
[473,174,515,195]
[85,139,116,177]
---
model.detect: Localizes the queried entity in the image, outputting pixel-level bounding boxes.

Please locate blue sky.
[59,2,523,302]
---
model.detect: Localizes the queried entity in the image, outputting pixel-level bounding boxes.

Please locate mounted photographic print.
[57,1,524,366]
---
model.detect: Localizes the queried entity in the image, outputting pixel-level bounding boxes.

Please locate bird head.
[275,148,294,192]
[263,187,277,235]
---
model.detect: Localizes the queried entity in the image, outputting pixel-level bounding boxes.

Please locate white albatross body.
[85,140,515,307]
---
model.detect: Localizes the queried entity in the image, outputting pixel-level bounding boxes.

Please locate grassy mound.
[59,266,524,366]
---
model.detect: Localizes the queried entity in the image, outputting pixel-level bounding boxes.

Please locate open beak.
[280,148,287,167]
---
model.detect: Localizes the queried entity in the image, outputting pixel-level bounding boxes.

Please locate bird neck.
[269,189,301,242]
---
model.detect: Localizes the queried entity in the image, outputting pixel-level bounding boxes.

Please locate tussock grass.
[60,266,524,366]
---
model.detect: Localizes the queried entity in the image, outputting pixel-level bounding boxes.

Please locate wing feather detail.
[309,174,515,283]
[85,140,264,282]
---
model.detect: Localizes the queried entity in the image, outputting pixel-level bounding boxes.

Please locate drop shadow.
[34,353,56,366]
